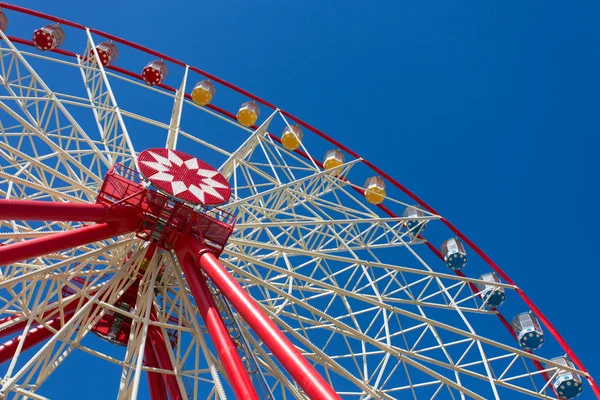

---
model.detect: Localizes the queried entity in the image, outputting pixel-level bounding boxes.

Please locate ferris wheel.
[0,3,595,400]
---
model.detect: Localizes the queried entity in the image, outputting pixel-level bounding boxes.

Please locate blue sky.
[6,0,600,397]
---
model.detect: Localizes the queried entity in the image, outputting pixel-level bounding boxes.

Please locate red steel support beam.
[0,314,74,364]
[177,237,340,400]
[148,312,184,400]
[0,219,140,267]
[140,240,169,400]
[144,339,168,400]
[175,249,259,400]
[0,199,138,223]
[0,301,79,340]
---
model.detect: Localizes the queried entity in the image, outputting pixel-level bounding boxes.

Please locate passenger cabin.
[403,206,427,237]
[549,357,584,399]
[32,24,65,51]
[142,60,168,86]
[237,101,260,127]
[441,237,468,271]
[191,80,216,106]
[281,124,304,151]
[93,41,118,67]
[0,11,8,32]
[512,312,544,351]
[476,272,506,309]
[364,176,386,205]
[323,149,345,175]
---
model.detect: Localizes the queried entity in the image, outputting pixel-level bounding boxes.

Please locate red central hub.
[57,150,237,350]
[97,158,235,255]
[0,148,341,400]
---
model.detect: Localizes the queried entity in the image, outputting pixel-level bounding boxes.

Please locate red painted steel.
[0,219,140,267]
[97,163,235,254]
[0,199,138,222]
[144,340,169,400]
[0,314,74,364]
[177,236,341,400]
[0,301,79,339]
[148,311,184,400]
[175,248,259,400]
[0,3,596,395]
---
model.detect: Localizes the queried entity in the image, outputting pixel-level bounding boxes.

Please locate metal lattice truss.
[0,26,589,400]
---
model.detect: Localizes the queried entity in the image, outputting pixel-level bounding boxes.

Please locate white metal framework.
[0,6,593,400]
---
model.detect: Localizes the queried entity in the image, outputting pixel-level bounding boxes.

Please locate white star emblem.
[139,149,229,204]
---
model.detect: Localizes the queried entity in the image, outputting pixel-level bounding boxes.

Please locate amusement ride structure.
[0,3,595,399]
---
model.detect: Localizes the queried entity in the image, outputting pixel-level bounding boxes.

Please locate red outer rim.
[1,2,597,396]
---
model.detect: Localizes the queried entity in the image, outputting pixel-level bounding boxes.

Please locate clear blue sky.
[8,0,600,397]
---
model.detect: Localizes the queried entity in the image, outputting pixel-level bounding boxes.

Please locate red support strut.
[0,219,140,267]
[177,237,341,400]
[0,300,80,340]
[176,249,259,400]
[0,314,74,364]
[0,199,138,223]
[144,338,168,400]
[148,311,184,400]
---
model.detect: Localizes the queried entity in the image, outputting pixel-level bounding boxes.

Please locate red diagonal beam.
[148,310,184,400]
[0,199,137,223]
[0,300,80,339]
[175,248,259,400]
[144,339,168,400]
[0,313,74,364]
[177,236,340,400]
[0,218,140,267]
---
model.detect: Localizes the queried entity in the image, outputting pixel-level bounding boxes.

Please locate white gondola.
[512,312,544,351]
[476,272,506,308]
[403,206,427,237]
[549,357,584,399]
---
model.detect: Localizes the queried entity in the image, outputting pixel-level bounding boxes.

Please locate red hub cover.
[138,148,231,205]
